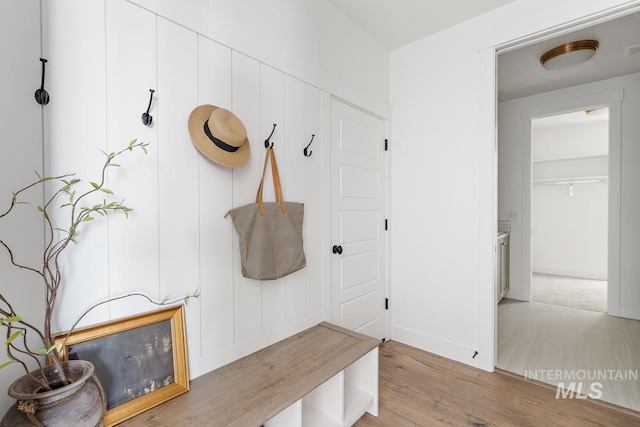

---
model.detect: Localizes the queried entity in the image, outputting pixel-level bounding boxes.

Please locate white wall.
[390,19,482,365]
[0,0,45,416]
[129,0,391,119]
[499,73,640,319]
[532,181,608,280]
[531,119,609,280]
[390,0,640,371]
[4,0,387,413]
[532,120,608,162]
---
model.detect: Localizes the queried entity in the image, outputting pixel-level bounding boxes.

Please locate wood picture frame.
[55,305,189,426]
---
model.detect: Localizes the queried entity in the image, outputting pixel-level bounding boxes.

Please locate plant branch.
[5,327,49,390]
[0,295,47,344]
[57,290,200,353]
[0,140,151,384]
[0,173,72,220]
[0,240,45,279]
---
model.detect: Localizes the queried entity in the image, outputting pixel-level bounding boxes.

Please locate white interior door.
[330,98,388,340]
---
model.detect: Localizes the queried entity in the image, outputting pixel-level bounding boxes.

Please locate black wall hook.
[141,89,155,127]
[34,58,50,105]
[303,134,315,157]
[264,123,277,148]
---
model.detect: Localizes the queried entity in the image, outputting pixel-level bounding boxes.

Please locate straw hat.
[188,105,250,168]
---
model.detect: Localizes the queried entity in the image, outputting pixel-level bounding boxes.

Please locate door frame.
[481,2,640,372]
[520,92,623,315]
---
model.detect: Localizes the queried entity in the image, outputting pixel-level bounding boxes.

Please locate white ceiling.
[498,12,640,101]
[328,2,640,107]
[328,0,517,50]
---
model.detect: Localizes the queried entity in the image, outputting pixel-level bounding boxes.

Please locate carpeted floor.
[531,272,607,312]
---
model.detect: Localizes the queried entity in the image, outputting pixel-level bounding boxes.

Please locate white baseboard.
[391,324,484,370]
[532,265,607,281]
[505,288,524,300]
[619,304,640,321]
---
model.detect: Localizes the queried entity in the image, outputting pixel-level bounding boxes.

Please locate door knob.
[332,245,343,255]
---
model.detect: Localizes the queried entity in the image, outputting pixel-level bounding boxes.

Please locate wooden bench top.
[119,322,379,427]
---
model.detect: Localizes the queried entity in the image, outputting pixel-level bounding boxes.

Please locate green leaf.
[100,188,113,195]
[39,343,60,354]
[109,163,121,168]
[141,146,148,155]
[69,179,80,185]
[129,138,138,147]
[5,331,22,345]
[0,360,15,370]
[90,182,100,189]
[37,206,44,212]
[82,216,94,222]
[4,316,24,323]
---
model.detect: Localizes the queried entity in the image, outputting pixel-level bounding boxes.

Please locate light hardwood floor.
[532,273,607,312]
[355,341,640,426]
[497,298,640,412]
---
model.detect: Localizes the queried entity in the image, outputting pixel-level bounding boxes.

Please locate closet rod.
[533,176,608,186]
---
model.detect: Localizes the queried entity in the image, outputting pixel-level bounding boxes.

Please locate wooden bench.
[120,322,380,427]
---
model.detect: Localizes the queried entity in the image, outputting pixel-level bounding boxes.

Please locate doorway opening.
[530,108,609,313]
[493,7,640,412]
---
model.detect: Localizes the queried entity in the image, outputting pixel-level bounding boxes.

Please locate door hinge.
[384,139,388,151]
[385,219,388,230]
[385,298,389,310]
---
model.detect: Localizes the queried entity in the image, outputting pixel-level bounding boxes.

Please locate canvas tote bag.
[226,147,306,280]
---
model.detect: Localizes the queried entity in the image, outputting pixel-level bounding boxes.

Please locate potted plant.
[0,140,190,426]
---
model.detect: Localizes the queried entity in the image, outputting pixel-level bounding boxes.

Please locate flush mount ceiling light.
[540,40,599,70]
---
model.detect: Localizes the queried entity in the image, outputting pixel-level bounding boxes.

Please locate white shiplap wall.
[46,0,331,380]
[0,0,45,416]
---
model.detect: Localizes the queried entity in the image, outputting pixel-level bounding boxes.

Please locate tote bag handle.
[255,147,286,216]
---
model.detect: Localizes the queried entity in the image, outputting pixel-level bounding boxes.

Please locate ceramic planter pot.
[1,360,105,427]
